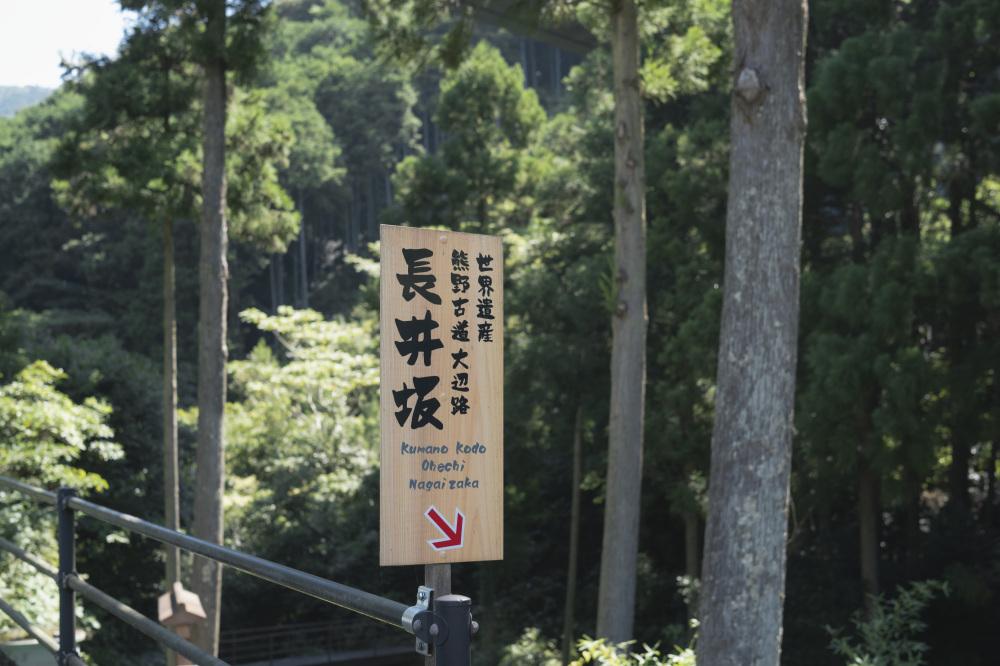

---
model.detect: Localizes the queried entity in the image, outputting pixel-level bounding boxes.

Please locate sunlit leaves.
[0,360,119,492]
[226,306,379,500]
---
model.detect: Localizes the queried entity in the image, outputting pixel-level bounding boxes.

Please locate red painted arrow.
[425,506,465,550]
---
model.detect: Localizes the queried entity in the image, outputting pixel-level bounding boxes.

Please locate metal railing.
[0,476,474,666]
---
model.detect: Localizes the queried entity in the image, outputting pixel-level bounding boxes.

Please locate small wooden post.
[425,563,451,665]
[158,582,207,665]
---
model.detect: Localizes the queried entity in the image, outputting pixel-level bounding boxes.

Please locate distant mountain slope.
[0,86,55,117]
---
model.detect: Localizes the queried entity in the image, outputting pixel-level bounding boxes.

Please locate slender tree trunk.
[905,491,921,565]
[684,512,700,581]
[858,456,880,613]
[367,172,376,238]
[192,4,228,654]
[684,509,700,623]
[555,48,562,99]
[277,252,285,307]
[697,2,807,664]
[986,439,998,526]
[562,403,584,665]
[596,0,646,645]
[950,435,971,518]
[163,216,180,584]
[481,562,497,664]
[163,217,180,666]
[270,255,278,314]
[520,37,528,88]
[298,189,308,309]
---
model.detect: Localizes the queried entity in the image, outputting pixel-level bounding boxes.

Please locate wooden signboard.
[379,224,504,566]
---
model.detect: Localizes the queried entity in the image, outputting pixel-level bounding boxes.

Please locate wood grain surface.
[380,225,504,566]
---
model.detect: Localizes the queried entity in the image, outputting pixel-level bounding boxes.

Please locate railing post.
[433,595,472,666]
[57,487,78,666]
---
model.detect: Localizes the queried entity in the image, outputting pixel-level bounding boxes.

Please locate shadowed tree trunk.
[858,456,880,614]
[163,216,180,666]
[298,189,308,309]
[163,216,180,585]
[596,0,647,646]
[986,439,998,526]
[697,1,808,664]
[562,402,584,664]
[192,0,228,654]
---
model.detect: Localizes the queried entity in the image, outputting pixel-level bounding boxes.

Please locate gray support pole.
[57,487,78,666]
[433,595,472,666]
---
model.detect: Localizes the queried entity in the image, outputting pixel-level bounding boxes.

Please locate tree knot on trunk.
[735,67,764,105]
[617,122,627,140]
[614,300,629,317]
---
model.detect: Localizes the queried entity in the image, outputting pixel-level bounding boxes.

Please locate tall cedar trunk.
[697,1,807,664]
[596,0,646,645]
[562,403,584,665]
[192,4,228,654]
[858,457,880,613]
[163,217,180,666]
[597,0,646,643]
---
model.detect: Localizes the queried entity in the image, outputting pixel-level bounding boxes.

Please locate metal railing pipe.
[0,598,85,666]
[63,495,411,627]
[0,476,57,505]
[0,535,58,580]
[66,575,229,666]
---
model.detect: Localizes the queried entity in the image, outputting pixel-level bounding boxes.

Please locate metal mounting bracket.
[404,585,434,655]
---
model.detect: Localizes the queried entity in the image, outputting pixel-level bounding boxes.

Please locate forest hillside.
[1,1,999,665]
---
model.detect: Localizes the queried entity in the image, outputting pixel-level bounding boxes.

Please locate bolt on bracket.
[404,585,434,656]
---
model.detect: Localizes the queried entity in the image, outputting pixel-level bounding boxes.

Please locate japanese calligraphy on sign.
[380,224,504,566]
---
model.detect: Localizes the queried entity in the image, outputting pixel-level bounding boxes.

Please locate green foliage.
[360,0,478,70]
[0,333,121,637]
[0,89,85,311]
[224,305,379,544]
[570,636,696,666]
[0,86,54,118]
[226,89,301,253]
[389,41,545,232]
[3,2,1000,663]
[498,627,563,666]
[0,360,120,491]
[227,306,379,479]
[54,45,301,253]
[638,0,731,103]
[118,0,278,88]
[826,581,948,666]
